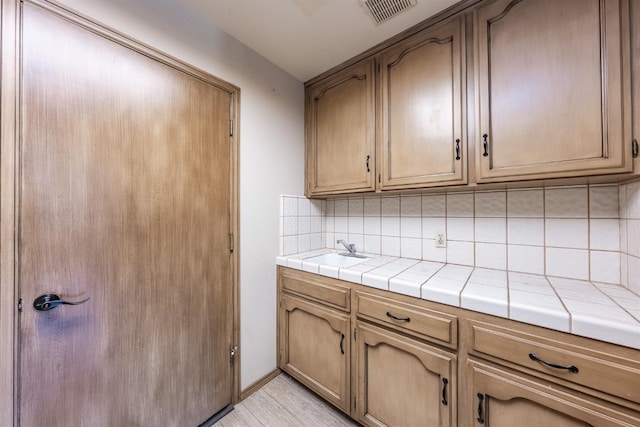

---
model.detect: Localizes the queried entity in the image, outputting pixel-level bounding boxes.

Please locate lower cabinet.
[278,293,350,413]
[355,321,456,427]
[468,360,640,427]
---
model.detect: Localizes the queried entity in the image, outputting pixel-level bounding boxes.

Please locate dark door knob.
[33,293,89,311]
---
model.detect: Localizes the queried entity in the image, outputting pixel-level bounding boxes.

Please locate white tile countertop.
[276,249,640,350]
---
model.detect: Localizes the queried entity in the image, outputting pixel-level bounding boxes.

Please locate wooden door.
[379,17,466,190]
[279,294,350,413]
[355,321,456,427]
[306,59,376,196]
[468,361,640,426]
[18,2,235,426]
[475,0,632,182]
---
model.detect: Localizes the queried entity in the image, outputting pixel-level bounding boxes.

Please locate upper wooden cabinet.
[306,59,376,196]
[474,0,632,182]
[379,17,466,190]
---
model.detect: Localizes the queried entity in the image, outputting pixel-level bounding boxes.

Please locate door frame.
[0,0,241,424]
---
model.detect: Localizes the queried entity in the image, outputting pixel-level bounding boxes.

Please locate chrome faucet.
[337,239,356,255]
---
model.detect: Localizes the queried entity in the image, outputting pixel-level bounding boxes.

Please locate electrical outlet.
[435,231,446,248]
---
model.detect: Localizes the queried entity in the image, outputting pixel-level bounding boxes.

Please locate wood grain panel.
[18,2,234,425]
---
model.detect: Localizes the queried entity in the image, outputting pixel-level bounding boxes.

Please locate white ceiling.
[181,0,460,82]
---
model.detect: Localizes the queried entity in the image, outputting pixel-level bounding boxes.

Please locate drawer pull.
[340,333,345,355]
[482,134,489,157]
[477,393,485,424]
[529,352,579,373]
[441,377,448,405]
[386,311,410,322]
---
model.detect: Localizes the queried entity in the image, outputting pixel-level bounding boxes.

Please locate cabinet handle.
[529,352,579,373]
[386,311,410,322]
[455,139,461,160]
[477,393,485,424]
[441,377,448,405]
[366,155,371,172]
[482,134,489,157]
[340,333,345,354]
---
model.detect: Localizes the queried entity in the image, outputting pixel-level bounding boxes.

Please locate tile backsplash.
[281,182,640,291]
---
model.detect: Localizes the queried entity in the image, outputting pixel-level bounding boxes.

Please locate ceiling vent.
[361,0,417,25]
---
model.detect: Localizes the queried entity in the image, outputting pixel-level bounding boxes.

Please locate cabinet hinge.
[353,327,357,341]
[230,345,238,362]
[229,119,234,137]
[378,173,381,183]
[229,233,234,252]
[353,396,357,410]
[18,298,23,312]
[633,139,638,158]
[377,62,380,74]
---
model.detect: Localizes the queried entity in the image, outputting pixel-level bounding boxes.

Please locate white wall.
[54,0,305,389]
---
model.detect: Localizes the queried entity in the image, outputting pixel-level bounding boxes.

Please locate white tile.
[401,238,422,259]
[349,198,364,216]
[619,185,627,219]
[422,276,467,307]
[310,199,323,216]
[545,187,588,218]
[283,217,298,236]
[422,194,446,217]
[381,217,400,237]
[422,239,447,263]
[508,218,544,246]
[422,217,446,237]
[401,195,422,216]
[620,253,628,287]
[347,234,364,253]
[475,191,507,217]
[461,283,509,317]
[349,217,364,234]
[509,291,570,332]
[589,185,619,218]
[364,197,381,216]
[626,181,640,219]
[276,255,288,266]
[310,216,322,233]
[334,199,348,216]
[447,241,474,266]
[475,218,506,243]
[507,189,543,218]
[620,219,628,253]
[363,235,381,255]
[381,236,401,257]
[325,232,335,248]
[283,197,298,216]
[447,217,474,241]
[335,217,348,233]
[298,234,311,252]
[627,256,640,294]
[325,216,335,232]
[508,245,545,274]
[546,248,589,280]
[545,219,588,249]
[447,193,474,217]
[389,277,422,298]
[298,216,311,234]
[298,198,311,216]
[401,217,421,238]
[589,219,620,251]
[475,243,507,270]
[324,199,334,216]
[508,272,555,295]
[571,313,640,349]
[309,233,323,250]
[318,264,340,279]
[339,268,364,284]
[382,196,400,216]
[286,257,303,269]
[627,220,640,257]
[364,217,381,235]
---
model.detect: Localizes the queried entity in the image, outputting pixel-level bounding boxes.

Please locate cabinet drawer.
[355,291,457,348]
[280,268,350,311]
[468,320,640,403]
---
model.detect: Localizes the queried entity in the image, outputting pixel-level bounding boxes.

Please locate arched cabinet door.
[475,0,632,182]
[379,16,467,190]
[306,59,375,196]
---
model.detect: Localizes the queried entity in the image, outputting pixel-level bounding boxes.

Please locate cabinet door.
[279,294,350,413]
[475,0,632,182]
[306,59,375,195]
[355,321,456,427]
[379,17,466,189]
[468,360,640,426]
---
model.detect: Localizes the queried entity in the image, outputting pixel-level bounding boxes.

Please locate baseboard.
[239,368,281,401]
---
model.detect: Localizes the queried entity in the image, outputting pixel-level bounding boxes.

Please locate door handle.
[33,293,89,311]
